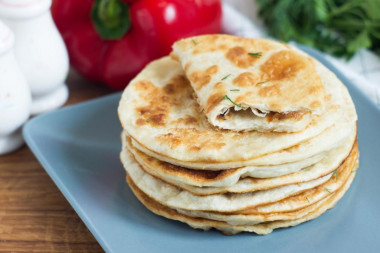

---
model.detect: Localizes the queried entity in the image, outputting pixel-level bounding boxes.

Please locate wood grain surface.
[0,70,113,252]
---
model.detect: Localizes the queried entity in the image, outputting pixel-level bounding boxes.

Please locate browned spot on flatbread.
[266,111,307,122]
[184,116,198,124]
[189,72,210,90]
[170,52,179,61]
[258,85,281,97]
[136,105,167,126]
[134,81,168,127]
[268,102,280,109]
[235,92,253,104]
[189,65,219,91]
[189,35,230,54]
[149,114,166,125]
[166,74,191,93]
[233,72,258,87]
[207,65,219,75]
[206,82,227,113]
[325,94,332,102]
[172,115,199,126]
[153,161,240,183]
[134,76,190,127]
[155,128,226,151]
[310,100,322,108]
[136,118,146,125]
[163,83,176,94]
[260,50,306,81]
[226,46,259,68]
[184,62,192,73]
[157,160,222,179]
[219,44,228,51]
[308,86,322,95]
[134,80,152,91]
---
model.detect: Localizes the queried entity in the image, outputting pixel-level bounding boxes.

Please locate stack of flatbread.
[118,34,359,235]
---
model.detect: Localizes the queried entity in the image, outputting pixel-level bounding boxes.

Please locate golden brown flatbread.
[172,34,326,132]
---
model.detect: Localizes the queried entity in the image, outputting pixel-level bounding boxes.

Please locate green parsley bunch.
[256,0,380,59]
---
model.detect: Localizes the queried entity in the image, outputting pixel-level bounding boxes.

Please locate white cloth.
[222,1,380,108]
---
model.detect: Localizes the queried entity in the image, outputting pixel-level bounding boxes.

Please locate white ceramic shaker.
[0,0,69,115]
[0,21,31,155]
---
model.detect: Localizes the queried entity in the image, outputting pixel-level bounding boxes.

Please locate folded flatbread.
[172,34,326,132]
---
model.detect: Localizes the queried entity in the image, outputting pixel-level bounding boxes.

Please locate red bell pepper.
[52,0,222,90]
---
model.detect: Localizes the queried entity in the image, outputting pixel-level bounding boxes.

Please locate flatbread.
[171,34,326,132]
[118,56,356,170]
[126,164,357,234]
[243,146,358,214]
[120,149,332,212]
[123,130,356,193]
[177,143,358,226]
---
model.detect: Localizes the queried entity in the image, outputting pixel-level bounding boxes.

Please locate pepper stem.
[91,0,131,40]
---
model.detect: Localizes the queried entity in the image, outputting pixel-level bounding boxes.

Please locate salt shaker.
[0,21,31,155]
[0,0,69,115]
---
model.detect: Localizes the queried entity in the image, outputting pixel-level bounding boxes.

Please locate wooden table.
[0,70,112,252]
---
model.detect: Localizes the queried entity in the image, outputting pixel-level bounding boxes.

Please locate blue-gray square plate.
[23,47,380,253]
